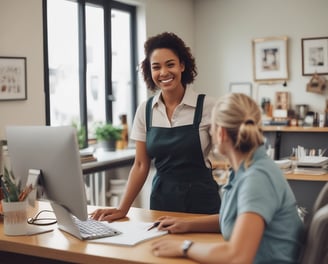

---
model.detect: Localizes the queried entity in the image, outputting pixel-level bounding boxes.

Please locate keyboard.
[73,217,122,240]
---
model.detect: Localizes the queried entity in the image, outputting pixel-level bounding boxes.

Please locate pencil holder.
[2,200,28,236]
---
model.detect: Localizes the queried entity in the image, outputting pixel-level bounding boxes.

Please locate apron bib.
[146,94,221,214]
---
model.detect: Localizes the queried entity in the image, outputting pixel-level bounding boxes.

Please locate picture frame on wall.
[0,56,27,101]
[302,37,328,76]
[229,82,252,97]
[252,36,289,82]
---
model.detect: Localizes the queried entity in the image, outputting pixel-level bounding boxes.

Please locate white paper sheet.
[89,221,168,246]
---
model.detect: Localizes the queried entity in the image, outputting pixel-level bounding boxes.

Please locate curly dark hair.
[140,32,197,92]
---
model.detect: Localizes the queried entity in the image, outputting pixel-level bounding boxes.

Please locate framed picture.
[229,82,252,97]
[0,57,27,101]
[275,91,289,110]
[252,36,289,82]
[302,37,328,76]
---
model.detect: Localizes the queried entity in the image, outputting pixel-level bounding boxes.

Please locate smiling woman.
[91,32,221,223]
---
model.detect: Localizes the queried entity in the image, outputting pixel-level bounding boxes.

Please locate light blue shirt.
[220,145,304,264]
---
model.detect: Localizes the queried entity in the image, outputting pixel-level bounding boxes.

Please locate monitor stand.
[50,202,83,240]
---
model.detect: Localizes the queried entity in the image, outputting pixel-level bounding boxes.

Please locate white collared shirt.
[130,87,216,166]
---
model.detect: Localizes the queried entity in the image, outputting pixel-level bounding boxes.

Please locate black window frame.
[42,0,138,147]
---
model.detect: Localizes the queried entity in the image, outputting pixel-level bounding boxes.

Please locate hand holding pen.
[147,216,192,234]
[147,220,173,232]
[147,221,161,231]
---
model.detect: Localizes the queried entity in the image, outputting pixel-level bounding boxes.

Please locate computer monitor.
[6,125,89,237]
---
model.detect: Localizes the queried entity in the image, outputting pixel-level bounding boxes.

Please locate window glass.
[111,8,133,126]
[47,0,80,126]
[45,0,137,146]
[86,4,106,134]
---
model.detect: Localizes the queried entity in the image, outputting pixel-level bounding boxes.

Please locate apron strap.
[193,94,205,128]
[146,96,154,132]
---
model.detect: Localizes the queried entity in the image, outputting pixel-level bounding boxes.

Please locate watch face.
[182,240,193,256]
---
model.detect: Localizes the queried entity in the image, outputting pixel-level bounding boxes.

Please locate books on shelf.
[79,147,97,163]
[80,155,97,163]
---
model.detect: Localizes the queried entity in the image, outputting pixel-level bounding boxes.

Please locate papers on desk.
[274,157,328,175]
[296,156,328,167]
[89,221,168,246]
[294,156,328,175]
[293,167,328,175]
[26,225,54,236]
[274,159,293,173]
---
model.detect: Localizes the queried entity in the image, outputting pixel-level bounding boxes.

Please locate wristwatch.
[182,240,194,257]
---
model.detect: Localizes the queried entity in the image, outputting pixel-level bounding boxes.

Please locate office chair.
[313,182,328,213]
[299,204,328,264]
[298,182,328,264]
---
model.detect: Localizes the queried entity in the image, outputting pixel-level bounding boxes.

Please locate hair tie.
[245,119,255,125]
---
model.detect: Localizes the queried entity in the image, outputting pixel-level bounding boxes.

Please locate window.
[43,0,137,147]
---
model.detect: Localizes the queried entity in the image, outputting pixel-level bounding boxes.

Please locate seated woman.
[151,93,304,264]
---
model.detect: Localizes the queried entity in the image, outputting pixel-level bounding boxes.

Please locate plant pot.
[98,139,116,151]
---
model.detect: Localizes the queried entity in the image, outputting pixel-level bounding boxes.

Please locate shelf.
[262,126,328,132]
[285,173,328,181]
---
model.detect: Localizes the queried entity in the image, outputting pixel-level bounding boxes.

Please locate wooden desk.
[0,202,222,264]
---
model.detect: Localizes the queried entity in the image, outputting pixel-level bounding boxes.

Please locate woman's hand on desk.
[154,216,195,233]
[155,214,220,234]
[90,208,126,222]
[152,239,186,258]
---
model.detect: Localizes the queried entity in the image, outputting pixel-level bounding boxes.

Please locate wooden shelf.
[262,126,328,132]
[211,160,328,182]
[285,173,328,181]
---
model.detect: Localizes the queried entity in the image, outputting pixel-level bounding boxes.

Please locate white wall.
[1,0,328,139]
[194,0,328,114]
[0,0,194,139]
[0,0,45,139]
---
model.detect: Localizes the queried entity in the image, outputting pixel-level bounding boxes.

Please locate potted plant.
[94,122,122,151]
[72,122,86,149]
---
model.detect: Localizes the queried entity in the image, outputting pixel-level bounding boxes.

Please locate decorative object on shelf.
[306,73,326,94]
[94,122,122,151]
[116,114,129,150]
[302,37,328,76]
[252,36,289,83]
[324,100,328,127]
[272,91,289,123]
[0,57,27,101]
[275,91,289,110]
[229,82,252,97]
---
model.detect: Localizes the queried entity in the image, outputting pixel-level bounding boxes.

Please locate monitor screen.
[6,125,88,221]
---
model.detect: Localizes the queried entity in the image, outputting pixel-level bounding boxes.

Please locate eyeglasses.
[27,210,57,226]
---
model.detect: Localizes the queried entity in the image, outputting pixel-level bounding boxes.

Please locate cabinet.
[263,126,328,219]
[263,126,328,160]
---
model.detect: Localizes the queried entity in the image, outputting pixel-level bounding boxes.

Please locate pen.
[147,221,160,231]
[18,184,33,201]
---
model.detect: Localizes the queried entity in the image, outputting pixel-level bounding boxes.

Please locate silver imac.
[6,125,89,238]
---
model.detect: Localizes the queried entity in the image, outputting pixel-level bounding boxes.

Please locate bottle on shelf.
[116,114,129,149]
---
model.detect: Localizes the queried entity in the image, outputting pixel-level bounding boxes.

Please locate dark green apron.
[146,94,221,214]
